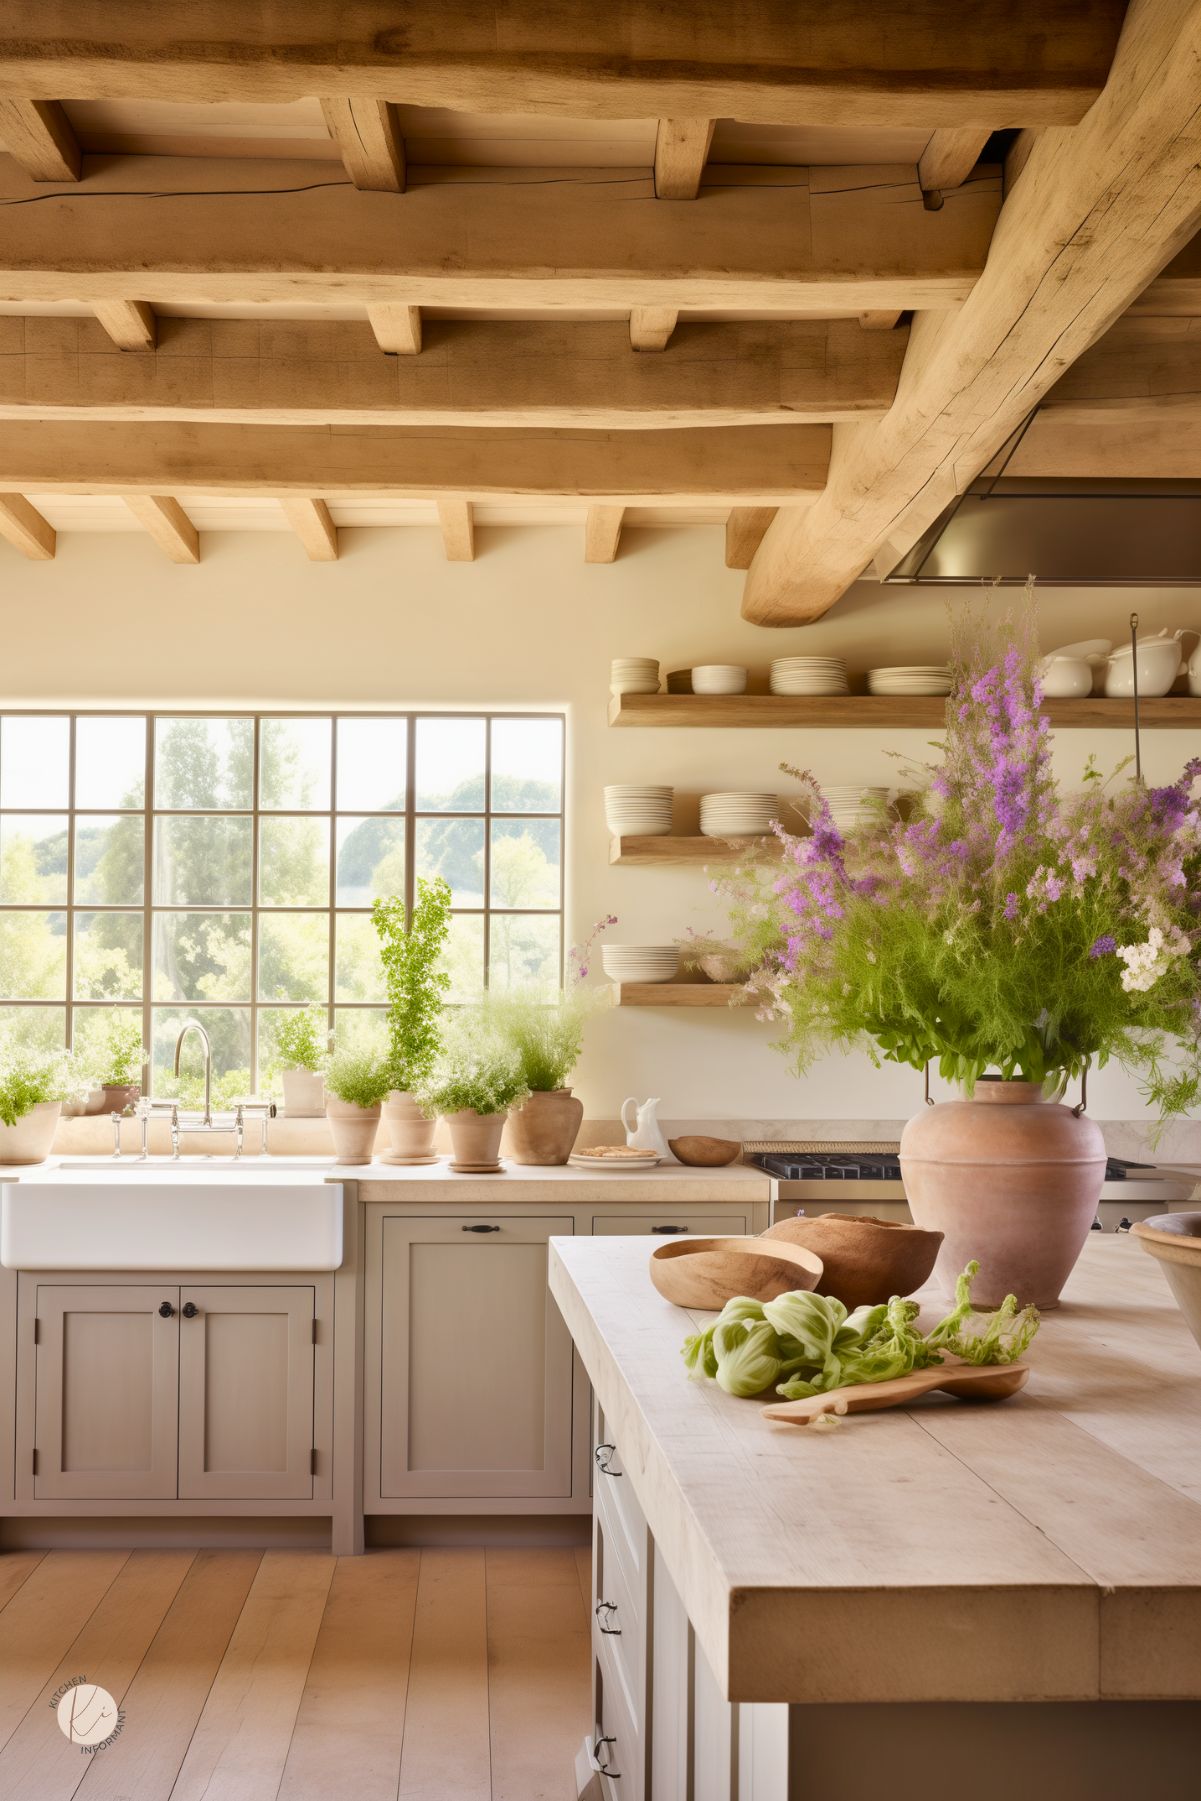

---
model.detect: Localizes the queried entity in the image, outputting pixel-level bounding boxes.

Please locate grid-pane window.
[0,712,565,1103]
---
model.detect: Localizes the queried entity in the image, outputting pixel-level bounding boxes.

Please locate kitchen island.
[550,1233,1201,1800]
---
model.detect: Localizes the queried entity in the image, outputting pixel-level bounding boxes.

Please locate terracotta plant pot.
[763,1213,943,1309]
[325,1097,381,1165]
[0,1101,61,1166]
[444,1108,507,1171]
[382,1091,439,1166]
[282,1067,325,1118]
[101,1082,140,1114]
[506,1089,583,1165]
[899,1077,1105,1309]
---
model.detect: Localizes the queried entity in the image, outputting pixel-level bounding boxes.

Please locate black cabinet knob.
[158,1301,175,1318]
[181,1301,200,1319]
[650,1224,687,1234]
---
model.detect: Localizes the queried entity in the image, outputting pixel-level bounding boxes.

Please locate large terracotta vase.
[325,1098,381,1165]
[506,1089,584,1165]
[0,1101,61,1165]
[444,1108,507,1171]
[899,1078,1105,1309]
[382,1091,439,1165]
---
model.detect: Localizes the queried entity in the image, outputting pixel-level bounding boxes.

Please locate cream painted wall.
[3,525,1199,1121]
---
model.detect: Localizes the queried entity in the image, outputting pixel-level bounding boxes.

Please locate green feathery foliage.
[372,876,453,1093]
[323,1047,393,1110]
[275,1008,327,1074]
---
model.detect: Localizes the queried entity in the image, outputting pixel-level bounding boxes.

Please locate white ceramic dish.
[691,665,748,695]
[568,1151,661,1170]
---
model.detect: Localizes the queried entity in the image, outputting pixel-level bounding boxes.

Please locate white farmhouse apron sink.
[0,1161,344,1271]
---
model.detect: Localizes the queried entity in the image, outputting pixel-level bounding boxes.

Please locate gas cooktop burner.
[751,1150,1152,1183]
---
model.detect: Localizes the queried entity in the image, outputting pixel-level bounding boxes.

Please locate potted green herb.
[98,1014,147,1114]
[0,1041,73,1165]
[416,1011,530,1172]
[323,1046,393,1165]
[372,876,453,1165]
[494,915,614,1163]
[275,1009,328,1118]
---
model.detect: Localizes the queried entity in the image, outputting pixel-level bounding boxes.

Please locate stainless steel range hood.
[882,478,1201,586]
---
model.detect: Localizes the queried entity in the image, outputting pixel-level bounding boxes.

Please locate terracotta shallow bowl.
[1133,1213,1201,1355]
[762,1213,943,1309]
[668,1135,742,1167]
[649,1235,823,1310]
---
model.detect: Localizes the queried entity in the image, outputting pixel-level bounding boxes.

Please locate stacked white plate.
[770,656,849,695]
[611,657,659,695]
[692,664,748,695]
[700,791,778,837]
[604,784,673,836]
[823,785,889,832]
[867,666,953,696]
[601,944,680,984]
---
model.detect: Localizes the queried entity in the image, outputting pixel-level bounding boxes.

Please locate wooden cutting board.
[761,1361,1030,1425]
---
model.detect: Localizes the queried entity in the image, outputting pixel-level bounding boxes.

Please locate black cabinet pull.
[181,1301,200,1319]
[650,1224,687,1234]
[158,1301,175,1318]
[595,1599,621,1635]
[593,1735,621,1778]
[462,1223,501,1234]
[594,1443,622,1477]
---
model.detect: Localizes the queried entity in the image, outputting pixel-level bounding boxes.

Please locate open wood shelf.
[608,693,1201,729]
[609,833,779,865]
[611,982,744,1007]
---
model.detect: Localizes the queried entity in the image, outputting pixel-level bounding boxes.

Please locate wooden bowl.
[1133,1213,1201,1355]
[649,1234,823,1310]
[667,1135,742,1167]
[762,1214,943,1309]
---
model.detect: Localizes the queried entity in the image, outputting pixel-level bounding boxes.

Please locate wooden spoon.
[649,1235,823,1310]
[761,1361,1030,1426]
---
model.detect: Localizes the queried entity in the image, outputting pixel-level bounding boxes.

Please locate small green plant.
[323,1047,393,1110]
[101,1015,146,1086]
[416,1010,530,1118]
[275,1009,327,1073]
[489,988,594,1092]
[372,876,454,1093]
[0,1042,73,1127]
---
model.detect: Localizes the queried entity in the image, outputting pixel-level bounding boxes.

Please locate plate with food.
[569,1145,662,1170]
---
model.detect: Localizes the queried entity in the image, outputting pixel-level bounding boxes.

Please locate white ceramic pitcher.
[620,1096,674,1161]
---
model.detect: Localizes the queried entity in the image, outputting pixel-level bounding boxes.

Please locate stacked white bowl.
[700,791,778,837]
[867,665,953,696]
[770,656,849,695]
[823,785,889,831]
[611,657,659,695]
[601,943,680,984]
[691,664,748,695]
[604,784,673,836]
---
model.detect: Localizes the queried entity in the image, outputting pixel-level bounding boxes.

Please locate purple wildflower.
[1089,935,1117,959]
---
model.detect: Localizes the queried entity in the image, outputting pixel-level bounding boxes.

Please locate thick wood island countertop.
[549,1234,1201,1706]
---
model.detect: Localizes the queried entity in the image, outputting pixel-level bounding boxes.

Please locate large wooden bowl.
[762,1213,943,1308]
[668,1135,742,1167]
[649,1235,823,1311]
[1133,1213,1201,1355]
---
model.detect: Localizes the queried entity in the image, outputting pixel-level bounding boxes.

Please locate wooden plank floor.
[0,1548,591,1801]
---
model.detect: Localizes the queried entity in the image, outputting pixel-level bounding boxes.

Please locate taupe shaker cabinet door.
[177,1285,315,1500]
[33,1284,180,1500]
[379,1215,574,1500]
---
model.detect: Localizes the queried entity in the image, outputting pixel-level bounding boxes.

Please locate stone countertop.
[347,1160,772,1202]
[549,1232,1201,1707]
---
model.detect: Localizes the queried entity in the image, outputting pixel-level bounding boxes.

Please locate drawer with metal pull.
[593,1408,649,1588]
[593,1502,646,1730]
[592,1620,645,1801]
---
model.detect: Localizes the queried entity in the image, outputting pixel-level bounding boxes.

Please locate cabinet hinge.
[31,1448,37,1476]
[32,1317,39,1345]
[310,1447,318,1475]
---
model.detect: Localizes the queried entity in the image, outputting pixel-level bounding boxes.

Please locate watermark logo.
[50,1677,125,1753]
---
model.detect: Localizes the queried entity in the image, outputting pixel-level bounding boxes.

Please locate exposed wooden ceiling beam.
[725,508,777,570]
[436,499,475,561]
[281,497,339,561]
[0,3,1127,126]
[629,308,679,353]
[123,493,199,563]
[92,298,156,350]
[0,492,55,558]
[1004,414,1201,478]
[742,0,1201,626]
[918,129,993,195]
[1126,233,1201,315]
[367,304,422,354]
[0,317,907,430]
[584,506,625,563]
[654,119,715,200]
[0,421,829,506]
[1039,316,1201,423]
[320,99,405,192]
[0,157,1001,314]
[0,97,79,180]
[858,312,903,331]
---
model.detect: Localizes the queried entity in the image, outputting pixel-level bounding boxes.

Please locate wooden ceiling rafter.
[435,498,476,561]
[653,119,715,200]
[280,496,339,561]
[0,492,55,558]
[123,493,199,562]
[319,98,406,192]
[0,96,79,179]
[91,298,156,350]
[584,506,625,562]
